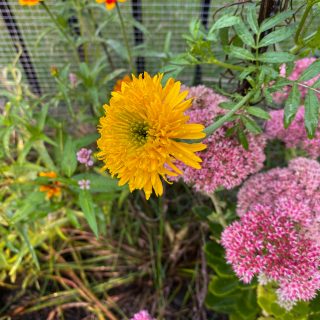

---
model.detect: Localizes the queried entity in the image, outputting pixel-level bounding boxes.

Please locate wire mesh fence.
[0,0,310,94]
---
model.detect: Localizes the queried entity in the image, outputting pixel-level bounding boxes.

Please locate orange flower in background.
[113,74,131,92]
[96,0,126,11]
[19,0,41,5]
[39,171,61,199]
[39,171,57,179]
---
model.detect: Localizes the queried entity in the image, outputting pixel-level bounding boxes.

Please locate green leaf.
[219,102,234,110]
[19,225,40,270]
[74,133,99,149]
[236,289,259,318]
[209,15,240,34]
[242,116,263,134]
[304,89,319,138]
[259,11,294,33]
[299,59,320,82]
[228,46,255,61]
[209,276,240,296]
[246,4,259,34]
[78,191,98,237]
[247,107,271,120]
[258,52,295,63]
[235,21,255,47]
[237,129,249,150]
[284,83,301,128]
[61,137,77,177]
[192,206,212,219]
[205,291,241,314]
[258,26,295,47]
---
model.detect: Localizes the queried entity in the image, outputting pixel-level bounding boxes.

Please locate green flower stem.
[294,1,319,45]
[205,57,245,72]
[40,2,80,63]
[116,2,136,74]
[209,193,227,228]
[204,89,256,137]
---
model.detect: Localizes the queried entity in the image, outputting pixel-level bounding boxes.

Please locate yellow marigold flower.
[113,74,131,92]
[19,0,41,5]
[96,0,126,11]
[39,171,61,199]
[97,72,206,199]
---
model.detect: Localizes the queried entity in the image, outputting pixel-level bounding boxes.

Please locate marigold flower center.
[130,121,149,145]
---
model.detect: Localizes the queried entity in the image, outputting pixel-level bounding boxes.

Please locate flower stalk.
[115,2,136,74]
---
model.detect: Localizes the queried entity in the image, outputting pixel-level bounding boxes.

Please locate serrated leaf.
[242,116,263,134]
[299,59,320,82]
[61,137,77,177]
[78,191,98,237]
[228,46,255,61]
[304,89,319,138]
[247,107,271,120]
[209,15,240,34]
[246,4,259,34]
[235,21,255,47]
[258,52,295,63]
[284,83,301,128]
[258,26,295,47]
[237,129,249,150]
[259,11,294,33]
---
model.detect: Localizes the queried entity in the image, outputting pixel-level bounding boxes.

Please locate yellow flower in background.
[97,72,206,200]
[19,0,41,5]
[96,0,126,11]
[39,171,61,200]
[113,74,131,92]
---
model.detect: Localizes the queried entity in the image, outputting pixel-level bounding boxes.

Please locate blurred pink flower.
[171,85,266,193]
[273,57,320,104]
[222,204,320,309]
[77,148,94,167]
[130,310,155,320]
[265,106,320,158]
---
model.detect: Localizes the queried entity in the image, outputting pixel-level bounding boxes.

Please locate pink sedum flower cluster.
[265,107,320,158]
[130,310,155,320]
[222,204,320,309]
[272,57,320,104]
[237,157,320,244]
[172,85,266,193]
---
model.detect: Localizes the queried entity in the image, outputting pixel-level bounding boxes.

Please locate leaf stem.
[294,1,315,45]
[204,89,256,137]
[40,2,80,63]
[205,57,245,72]
[115,2,136,74]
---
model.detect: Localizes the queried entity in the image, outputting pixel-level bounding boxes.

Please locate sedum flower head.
[171,85,266,193]
[19,0,41,5]
[237,157,320,244]
[96,0,126,10]
[265,107,320,159]
[222,204,320,308]
[97,72,206,199]
[130,310,155,320]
